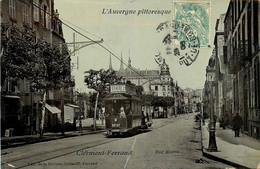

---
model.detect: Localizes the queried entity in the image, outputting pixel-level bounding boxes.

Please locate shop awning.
[65,104,80,108]
[4,95,20,99]
[45,103,61,114]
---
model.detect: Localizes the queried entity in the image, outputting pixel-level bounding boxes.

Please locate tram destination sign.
[110,84,126,93]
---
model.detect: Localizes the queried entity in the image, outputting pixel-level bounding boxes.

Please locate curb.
[1,129,105,150]
[200,127,250,169]
[202,150,250,169]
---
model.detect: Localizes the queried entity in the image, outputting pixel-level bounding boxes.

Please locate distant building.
[109,55,185,115]
[115,56,175,97]
[183,88,202,113]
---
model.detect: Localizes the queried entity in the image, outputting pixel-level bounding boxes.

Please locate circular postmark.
[156,20,200,66]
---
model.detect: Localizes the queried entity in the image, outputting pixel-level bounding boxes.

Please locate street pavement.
[1,118,105,149]
[1,113,232,169]
[202,120,260,169]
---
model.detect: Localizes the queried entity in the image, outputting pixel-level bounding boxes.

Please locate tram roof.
[103,93,141,101]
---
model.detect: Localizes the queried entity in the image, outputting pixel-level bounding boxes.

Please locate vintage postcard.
[1,0,260,169]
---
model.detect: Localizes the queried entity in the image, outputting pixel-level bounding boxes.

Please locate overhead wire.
[32,2,153,86]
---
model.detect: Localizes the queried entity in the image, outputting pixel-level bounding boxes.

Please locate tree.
[1,24,72,137]
[151,96,174,117]
[84,69,120,130]
[1,24,37,86]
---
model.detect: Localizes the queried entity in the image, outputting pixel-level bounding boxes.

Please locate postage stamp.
[173,1,211,48]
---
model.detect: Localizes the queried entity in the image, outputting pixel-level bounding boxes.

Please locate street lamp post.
[208,81,217,151]
[206,66,218,152]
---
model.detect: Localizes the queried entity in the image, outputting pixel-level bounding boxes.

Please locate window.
[53,19,57,31]
[9,0,16,18]
[33,0,39,22]
[25,81,30,93]
[162,85,166,91]
[23,4,30,23]
[253,1,259,46]
[247,1,252,56]
[254,58,259,108]
[155,86,158,91]
[41,2,50,29]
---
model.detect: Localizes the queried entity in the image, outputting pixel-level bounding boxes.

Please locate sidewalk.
[201,120,260,169]
[1,118,105,150]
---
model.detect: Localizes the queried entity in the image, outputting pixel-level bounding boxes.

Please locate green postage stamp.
[173,1,211,48]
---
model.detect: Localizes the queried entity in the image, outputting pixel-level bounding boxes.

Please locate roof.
[103,93,141,101]
[116,69,160,77]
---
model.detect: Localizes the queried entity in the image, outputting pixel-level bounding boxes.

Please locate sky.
[55,0,229,92]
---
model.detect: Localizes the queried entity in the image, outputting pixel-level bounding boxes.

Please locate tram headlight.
[114,118,117,122]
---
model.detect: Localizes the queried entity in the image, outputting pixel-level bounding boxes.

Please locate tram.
[104,83,152,136]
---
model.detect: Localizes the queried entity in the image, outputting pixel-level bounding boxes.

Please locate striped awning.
[45,103,61,114]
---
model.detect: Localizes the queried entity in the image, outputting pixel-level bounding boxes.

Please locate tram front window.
[105,100,131,117]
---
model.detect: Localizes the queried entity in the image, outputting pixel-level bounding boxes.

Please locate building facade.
[183,88,202,114]
[203,0,260,139]
[214,14,226,119]
[1,0,72,135]
[224,0,260,139]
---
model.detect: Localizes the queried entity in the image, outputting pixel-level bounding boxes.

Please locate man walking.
[232,113,243,137]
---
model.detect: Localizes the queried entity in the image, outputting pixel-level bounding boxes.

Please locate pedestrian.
[219,114,226,129]
[79,116,83,132]
[213,115,217,127]
[120,106,126,118]
[232,113,243,137]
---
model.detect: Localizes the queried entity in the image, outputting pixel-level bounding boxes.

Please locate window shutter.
[22,4,26,22]
[47,7,51,29]
[9,0,15,18]
[33,0,39,22]
[41,4,44,26]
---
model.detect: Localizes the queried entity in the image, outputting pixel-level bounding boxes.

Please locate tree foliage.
[1,24,36,86]
[1,24,72,91]
[84,69,121,97]
[151,96,175,107]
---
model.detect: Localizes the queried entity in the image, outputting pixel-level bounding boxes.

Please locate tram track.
[2,136,122,169]
[2,117,186,169]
